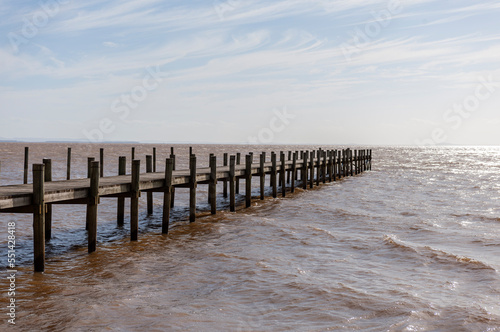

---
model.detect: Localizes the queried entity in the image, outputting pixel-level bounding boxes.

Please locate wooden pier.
[0,147,372,272]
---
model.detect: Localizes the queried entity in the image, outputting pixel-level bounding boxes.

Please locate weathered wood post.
[170,147,176,208]
[24,147,29,184]
[162,158,173,234]
[130,160,140,241]
[309,153,314,189]
[87,157,95,178]
[189,146,193,156]
[208,153,214,204]
[67,147,71,180]
[42,159,52,241]
[87,161,100,253]
[229,155,236,212]
[302,151,308,190]
[287,151,292,184]
[350,149,354,176]
[322,151,327,184]
[299,151,304,181]
[355,150,358,175]
[271,152,277,198]
[291,152,297,193]
[328,151,333,182]
[280,152,286,197]
[33,164,45,272]
[236,153,241,194]
[86,157,95,231]
[315,151,319,186]
[100,148,104,177]
[369,149,372,170]
[223,153,228,198]
[189,155,197,222]
[146,155,153,215]
[153,147,157,173]
[131,147,135,162]
[260,152,266,200]
[117,156,126,226]
[333,151,337,181]
[245,154,252,207]
[209,155,217,215]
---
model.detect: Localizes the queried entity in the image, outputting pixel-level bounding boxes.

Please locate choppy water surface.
[1,143,499,331]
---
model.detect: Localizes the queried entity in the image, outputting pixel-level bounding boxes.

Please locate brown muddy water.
[1,143,499,331]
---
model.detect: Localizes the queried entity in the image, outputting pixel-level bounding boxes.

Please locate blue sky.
[1,0,499,145]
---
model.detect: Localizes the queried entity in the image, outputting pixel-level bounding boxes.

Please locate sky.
[0,0,499,145]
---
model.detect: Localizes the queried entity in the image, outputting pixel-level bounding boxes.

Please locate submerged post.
[42,159,52,241]
[189,155,197,222]
[229,155,236,212]
[33,164,45,272]
[162,158,173,234]
[209,155,217,214]
[146,155,153,215]
[130,160,140,241]
[87,161,100,253]
[245,154,252,207]
[117,156,126,226]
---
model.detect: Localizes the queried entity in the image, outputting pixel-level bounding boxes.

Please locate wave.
[383,235,497,272]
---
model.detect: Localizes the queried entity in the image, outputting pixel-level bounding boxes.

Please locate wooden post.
[223,153,228,198]
[210,155,217,215]
[130,160,140,241]
[153,147,157,173]
[67,147,71,180]
[100,148,104,177]
[309,153,314,189]
[333,151,337,181]
[189,155,197,222]
[351,149,354,176]
[245,154,252,207]
[260,152,266,200]
[146,155,153,215]
[287,151,292,184]
[278,151,283,188]
[32,164,45,272]
[131,147,135,162]
[189,146,193,156]
[229,155,236,212]
[42,159,52,241]
[87,157,95,178]
[316,151,321,186]
[328,151,333,182]
[370,149,372,170]
[322,151,327,184]
[87,161,99,253]
[163,158,173,234]
[170,148,176,208]
[302,151,308,190]
[291,152,296,193]
[24,147,29,184]
[236,153,241,194]
[208,154,214,204]
[280,152,286,197]
[117,156,126,226]
[271,152,277,198]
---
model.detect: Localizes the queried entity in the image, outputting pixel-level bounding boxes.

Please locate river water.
[0,143,499,331]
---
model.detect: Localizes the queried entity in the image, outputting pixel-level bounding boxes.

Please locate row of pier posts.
[11,147,371,272]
